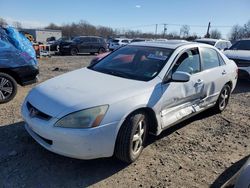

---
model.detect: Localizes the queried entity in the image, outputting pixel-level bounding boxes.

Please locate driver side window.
[172,48,201,75]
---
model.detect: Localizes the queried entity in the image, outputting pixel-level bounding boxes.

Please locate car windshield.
[229,40,250,50]
[89,45,173,81]
[195,40,216,46]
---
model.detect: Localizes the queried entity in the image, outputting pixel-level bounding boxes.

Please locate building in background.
[19,28,62,43]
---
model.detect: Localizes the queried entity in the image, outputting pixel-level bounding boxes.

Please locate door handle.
[222,70,226,75]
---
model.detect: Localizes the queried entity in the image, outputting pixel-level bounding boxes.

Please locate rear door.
[197,47,227,106]
[160,48,205,128]
[79,37,91,53]
[90,37,99,53]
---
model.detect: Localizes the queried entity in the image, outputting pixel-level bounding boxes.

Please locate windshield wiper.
[104,69,131,79]
[93,68,130,79]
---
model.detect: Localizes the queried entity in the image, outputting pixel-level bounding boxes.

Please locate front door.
[160,48,205,128]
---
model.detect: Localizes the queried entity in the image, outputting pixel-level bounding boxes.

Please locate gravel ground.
[0,56,249,188]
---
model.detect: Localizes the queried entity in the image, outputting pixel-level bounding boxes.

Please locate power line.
[116,23,233,29]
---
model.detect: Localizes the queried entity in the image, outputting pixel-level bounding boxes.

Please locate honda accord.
[22,41,238,163]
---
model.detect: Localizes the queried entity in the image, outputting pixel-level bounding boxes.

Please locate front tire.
[213,84,231,113]
[115,112,148,163]
[70,48,78,56]
[0,73,17,104]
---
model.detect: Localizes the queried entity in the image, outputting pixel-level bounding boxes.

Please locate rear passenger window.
[81,37,91,43]
[200,48,220,70]
[91,38,98,43]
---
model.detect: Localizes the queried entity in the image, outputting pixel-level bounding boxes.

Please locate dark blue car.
[0,28,39,104]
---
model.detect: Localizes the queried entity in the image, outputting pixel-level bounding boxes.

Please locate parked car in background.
[222,156,250,188]
[22,41,237,163]
[223,39,250,80]
[109,38,130,50]
[0,40,39,104]
[49,37,71,51]
[46,36,56,44]
[106,38,113,48]
[195,38,232,51]
[131,38,152,43]
[59,36,108,55]
[155,38,168,42]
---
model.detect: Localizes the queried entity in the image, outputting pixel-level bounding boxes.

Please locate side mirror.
[171,71,191,82]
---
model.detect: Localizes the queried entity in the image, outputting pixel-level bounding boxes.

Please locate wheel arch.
[225,80,233,92]
[0,69,20,85]
[117,106,159,136]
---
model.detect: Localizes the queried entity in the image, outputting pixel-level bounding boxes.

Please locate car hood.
[223,50,250,61]
[26,68,156,118]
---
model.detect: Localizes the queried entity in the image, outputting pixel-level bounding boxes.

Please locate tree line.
[1,17,250,41]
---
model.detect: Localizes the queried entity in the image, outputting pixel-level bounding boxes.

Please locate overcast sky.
[1,0,250,38]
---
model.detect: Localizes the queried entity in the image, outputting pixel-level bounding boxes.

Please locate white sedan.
[22,41,238,163]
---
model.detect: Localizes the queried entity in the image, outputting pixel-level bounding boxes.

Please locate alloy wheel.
[0,77,13,101]
[132,120,145,155]
[219,87,229,111]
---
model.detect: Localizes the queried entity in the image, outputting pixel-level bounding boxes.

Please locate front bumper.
[11,65,39,86]
[22,102,119,159]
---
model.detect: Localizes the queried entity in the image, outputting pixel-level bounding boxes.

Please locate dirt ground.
[0,56,249,188]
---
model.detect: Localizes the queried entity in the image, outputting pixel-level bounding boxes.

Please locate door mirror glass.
[171,71,191,82]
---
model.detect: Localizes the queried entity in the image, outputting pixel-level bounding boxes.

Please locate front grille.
[231,59,250,67]
[27,102,52,120]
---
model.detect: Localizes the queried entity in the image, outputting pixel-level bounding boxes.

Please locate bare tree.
[230,24,245,40]
[45,23,61,30]
[167,31,180,39]
[0,17,7,27]
[180,25,190,37]
[210,29,222,39]
[243,20,250,38]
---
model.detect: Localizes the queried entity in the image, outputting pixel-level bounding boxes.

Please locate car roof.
[129,40,190,49]
[78,36,102,38]
[237,38,250,41]
[195,38,229,42]
[114,38,129,40]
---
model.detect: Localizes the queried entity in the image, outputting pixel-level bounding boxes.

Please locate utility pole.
[163,24,167,38]
[206,22,211,38]
[155,24,158,36]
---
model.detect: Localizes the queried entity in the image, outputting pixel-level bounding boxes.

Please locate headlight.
[55,105,108,128]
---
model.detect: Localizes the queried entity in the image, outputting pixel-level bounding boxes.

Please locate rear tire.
[98,48,105,54]
[213,84,231,113]
[115,112,148,163]
[0,73,17,104]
